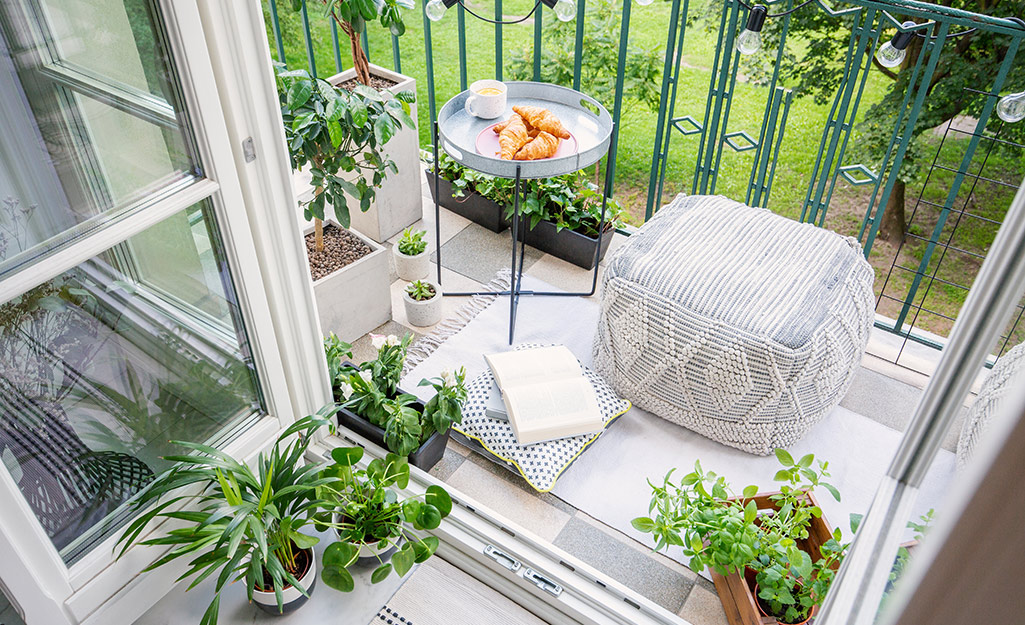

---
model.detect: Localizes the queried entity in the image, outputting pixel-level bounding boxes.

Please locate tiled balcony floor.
[344,169,976,624]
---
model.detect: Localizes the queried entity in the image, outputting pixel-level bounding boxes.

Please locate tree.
[749,0,1025,241]
[276,64,415,252]
[288,0,414,86]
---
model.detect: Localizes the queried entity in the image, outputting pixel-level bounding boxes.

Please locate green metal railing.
[264,0,1025,358]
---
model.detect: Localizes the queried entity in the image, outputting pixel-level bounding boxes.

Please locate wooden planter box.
[710,491,832,625]
[427,174,613,268]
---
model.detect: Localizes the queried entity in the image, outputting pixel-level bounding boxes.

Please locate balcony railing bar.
[458,5,467,90]
[299,0,319,78]
[268,0,286,63]
[877,293,958,322]
[900,236,987,262]
[911,199,1004,226]
[330,20,344,72]
[925,164,1022,190]
[890,266,970,294]
[998,303,1025,356]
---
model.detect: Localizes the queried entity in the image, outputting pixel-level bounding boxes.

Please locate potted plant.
[632,450,848,625]
[424,148,512,233]
[313,446,452,592]
[425,151,624,269]
[393,227,429,281]
[403,279,442,327]
[289,0,422,243]
[277,64,413,340]
[114,407,338,623]
[326,333,466,469]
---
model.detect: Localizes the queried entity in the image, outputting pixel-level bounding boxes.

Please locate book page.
[484,346,581,390]
[503,377,601,428]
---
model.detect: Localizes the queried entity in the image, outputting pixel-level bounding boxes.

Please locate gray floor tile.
[350,321,422,364]
[554,516,694,614]
[432,224,543,284]
[677,579,728,625]
[463,446,577,515]
[428,445,466,482]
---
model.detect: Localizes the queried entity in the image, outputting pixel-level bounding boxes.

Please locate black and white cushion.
[454,346,630,492]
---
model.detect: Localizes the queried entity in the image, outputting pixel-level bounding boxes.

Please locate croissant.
[493,117,535,134]
[514,131,560,160]
[498,114,530,160]
[512,105,570,140]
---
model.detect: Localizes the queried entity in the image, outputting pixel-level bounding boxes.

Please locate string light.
[876,21,917,68]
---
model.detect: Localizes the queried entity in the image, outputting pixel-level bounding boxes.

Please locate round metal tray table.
[436,82,613,179]
[429,82,617,343]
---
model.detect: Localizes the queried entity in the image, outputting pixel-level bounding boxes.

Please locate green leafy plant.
[276,63,414,252]
[289,0,415,87]
[114,407,338,625]
[405,280,436,301]
[424,149,625,236]
[417,367,467,440]
[325,333,467,457]
[397,227,428,256]
[314,446,451,590]
[632,449,846,624]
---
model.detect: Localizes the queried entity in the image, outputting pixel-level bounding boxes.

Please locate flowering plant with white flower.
[366,333,411,397]
[418,367,467,438]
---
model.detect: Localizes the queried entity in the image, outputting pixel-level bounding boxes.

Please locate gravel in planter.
[337,76,399,91]
[305,224,372,281]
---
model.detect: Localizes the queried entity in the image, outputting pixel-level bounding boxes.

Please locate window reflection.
[0,202,261,563]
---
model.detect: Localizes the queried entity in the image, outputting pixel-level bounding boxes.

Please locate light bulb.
[735,5,767,55]
[875,41,905,68]
[553,0,576,22]
[876,22,916,69]
[997,90,1025,123]
[425,0,447,21]
[636,0,654,6]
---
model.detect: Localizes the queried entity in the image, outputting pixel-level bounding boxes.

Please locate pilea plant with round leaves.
[633,449,847,625]
[315,446,451,591]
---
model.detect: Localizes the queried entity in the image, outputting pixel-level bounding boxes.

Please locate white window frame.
[0,1,331,623]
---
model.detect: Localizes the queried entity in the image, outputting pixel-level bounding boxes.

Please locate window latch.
[484,544,521,572]
[523,567,563,597]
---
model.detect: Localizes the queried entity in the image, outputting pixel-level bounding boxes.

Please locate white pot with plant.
[277,64,417,341]
[287,0,422,244]
[403,280,442,327]
[393,227,429,280]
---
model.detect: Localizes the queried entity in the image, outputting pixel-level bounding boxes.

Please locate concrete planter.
[307,220,391,342]
[327,64,421,243]
[402,281,443,327]
[393,245,430,281]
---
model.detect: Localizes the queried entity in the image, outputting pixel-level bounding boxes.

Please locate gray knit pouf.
[593,194,874,455]
[957,342,1025,469]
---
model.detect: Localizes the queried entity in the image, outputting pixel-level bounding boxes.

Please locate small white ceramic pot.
[403,282,443,327]
[251,547,317,615]
[393,245,430,281]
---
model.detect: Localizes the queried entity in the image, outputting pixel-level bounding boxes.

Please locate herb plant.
[397,227,428,256]
[276,64,414,251]
[315,446,451,590]
[425,149,625,236]
[405,280,436,302]
[632,449,847,625]
[115,408,338,625]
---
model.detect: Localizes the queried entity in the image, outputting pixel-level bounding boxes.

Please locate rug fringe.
[404,269,512,374]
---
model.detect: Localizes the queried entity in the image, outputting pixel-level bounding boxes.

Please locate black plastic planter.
[336,395,449,471]
[519,218,614,270]
[427,170,509,233]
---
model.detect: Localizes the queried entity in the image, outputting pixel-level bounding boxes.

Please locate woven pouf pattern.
[593,194,874,455]
[956,342,1025,469]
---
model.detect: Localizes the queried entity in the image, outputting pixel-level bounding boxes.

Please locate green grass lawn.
[264,0,1024,345]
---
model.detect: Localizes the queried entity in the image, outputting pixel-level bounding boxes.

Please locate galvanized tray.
[437,82,613,179]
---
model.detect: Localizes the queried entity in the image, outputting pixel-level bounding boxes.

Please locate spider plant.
[115,406,337,625]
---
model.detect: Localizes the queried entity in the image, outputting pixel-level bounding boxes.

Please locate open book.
[484,345,604,445]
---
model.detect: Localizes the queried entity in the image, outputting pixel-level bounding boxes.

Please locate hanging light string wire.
[733,0,982,38]
[453,0,542,25]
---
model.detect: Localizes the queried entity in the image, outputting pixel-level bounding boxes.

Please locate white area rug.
[402,271,954,561]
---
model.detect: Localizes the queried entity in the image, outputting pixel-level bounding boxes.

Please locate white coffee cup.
[464,80,507,119]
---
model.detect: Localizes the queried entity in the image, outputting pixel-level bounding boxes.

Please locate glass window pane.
[0,199,262,564]
[0,0,197,278]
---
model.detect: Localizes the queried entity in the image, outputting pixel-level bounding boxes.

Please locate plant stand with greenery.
[329,64,421,243]
[710,491,834,625]
[431,82,615,344]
